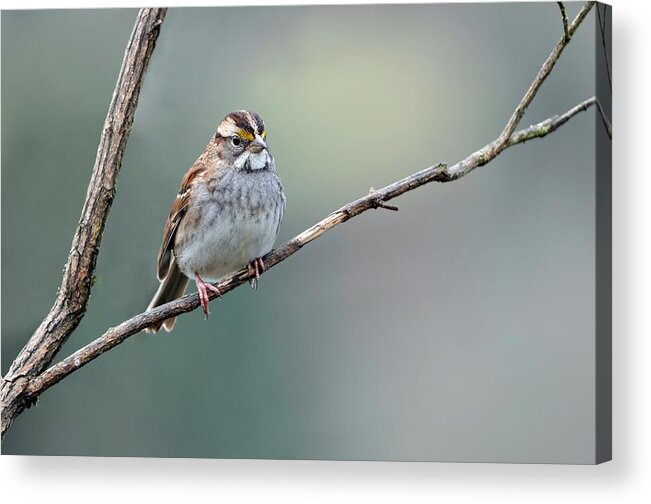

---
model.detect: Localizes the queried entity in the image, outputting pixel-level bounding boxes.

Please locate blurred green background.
[2,3,598,462]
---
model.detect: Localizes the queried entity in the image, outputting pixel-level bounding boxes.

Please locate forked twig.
[557,2,570,42]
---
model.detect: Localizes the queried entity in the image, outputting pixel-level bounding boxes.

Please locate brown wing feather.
[156,162,206,280]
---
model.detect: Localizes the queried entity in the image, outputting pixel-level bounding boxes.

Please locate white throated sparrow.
[145,110,285,332]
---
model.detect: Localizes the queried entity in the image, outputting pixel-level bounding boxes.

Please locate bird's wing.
[156,161,207,280]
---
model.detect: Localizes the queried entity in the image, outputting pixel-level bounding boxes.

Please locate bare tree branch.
[595,4,612,92]
[496,1,595,150]
[509,96,610,143]
[1,1,604,439]
[557,2,570,42]
[1,8,167,439]
[25,94,605,402]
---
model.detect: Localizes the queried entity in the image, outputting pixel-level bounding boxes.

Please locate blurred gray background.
[2,3,598,463]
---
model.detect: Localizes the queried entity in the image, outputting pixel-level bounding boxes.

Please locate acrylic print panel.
[1,2,611,463]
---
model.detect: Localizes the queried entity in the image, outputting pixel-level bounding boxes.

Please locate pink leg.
[194,273,221,318]
[248,257,265,290]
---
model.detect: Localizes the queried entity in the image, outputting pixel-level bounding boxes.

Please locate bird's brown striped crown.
[217,110,266,142]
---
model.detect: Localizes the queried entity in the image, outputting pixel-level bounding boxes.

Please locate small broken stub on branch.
[369,187,399,211]
[376,200,399,211]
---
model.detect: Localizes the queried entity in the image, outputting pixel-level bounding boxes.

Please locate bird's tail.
[144,258,189,333]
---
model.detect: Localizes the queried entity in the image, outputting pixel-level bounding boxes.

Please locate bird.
[145,110,285,333]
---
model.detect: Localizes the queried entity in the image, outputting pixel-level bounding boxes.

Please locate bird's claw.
[248,257,265,289]
[195,273,221,318]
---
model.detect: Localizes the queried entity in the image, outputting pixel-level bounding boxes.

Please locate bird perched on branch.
[145,110,285,332]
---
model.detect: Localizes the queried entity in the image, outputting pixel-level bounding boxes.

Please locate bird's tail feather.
[145,259,189,333]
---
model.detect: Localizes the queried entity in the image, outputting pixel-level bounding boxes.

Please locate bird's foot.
[248,257,265,289]
[195,273,221,318]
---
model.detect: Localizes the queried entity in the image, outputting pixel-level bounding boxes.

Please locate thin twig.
[0,8,167,439]
[557,2,570,42]
[25,95,603,400]
[593,97,613,138]
[509,97,610,143]
[496,1,595,149]
[595,4,612,92]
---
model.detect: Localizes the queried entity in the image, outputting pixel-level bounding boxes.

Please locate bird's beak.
[248,135,267,154]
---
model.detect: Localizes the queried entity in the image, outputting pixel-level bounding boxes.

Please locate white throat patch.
[235,150,270,171]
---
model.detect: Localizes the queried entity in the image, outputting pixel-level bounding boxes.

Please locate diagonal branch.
[593,96,613,139]
[1,8,167,439]
[25,94,605,401]
[595,4,612,92]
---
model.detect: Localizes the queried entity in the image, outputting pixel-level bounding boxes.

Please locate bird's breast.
[174,171,284,281]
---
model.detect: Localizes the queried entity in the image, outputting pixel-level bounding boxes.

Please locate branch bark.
[2,1,604,439]
[1,8,167,439]
[557,2,570,42]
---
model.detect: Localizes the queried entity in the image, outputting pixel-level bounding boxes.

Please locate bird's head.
[214,110,273,172]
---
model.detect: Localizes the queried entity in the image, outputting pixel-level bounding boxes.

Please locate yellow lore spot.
[237,129,255,142]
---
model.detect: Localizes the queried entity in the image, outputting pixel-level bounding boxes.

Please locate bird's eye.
[231,134,241,147]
